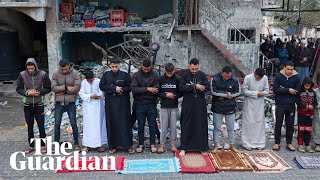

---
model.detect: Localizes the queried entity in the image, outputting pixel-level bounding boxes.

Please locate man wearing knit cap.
[295,39,312,81]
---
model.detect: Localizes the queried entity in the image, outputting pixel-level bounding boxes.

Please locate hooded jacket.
[131,68,159,104]
[16,58,51,106]
[51,63,81,103]
[297,77,318,117]
[273,69,300,106]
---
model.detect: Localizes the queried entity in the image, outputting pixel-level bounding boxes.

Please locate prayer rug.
[244,150,291,173]
[209,150,253,172]
[56,156,125,173]
[174,151,218,173]
[295,155,320,169]
[117,157,180,174]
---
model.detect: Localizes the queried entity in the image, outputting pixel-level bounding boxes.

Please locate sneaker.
[305,146,314,153]
[298,145,305,153]
[315,145,320,152]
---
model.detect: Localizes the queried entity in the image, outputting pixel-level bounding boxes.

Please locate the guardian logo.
[10,137,115,171]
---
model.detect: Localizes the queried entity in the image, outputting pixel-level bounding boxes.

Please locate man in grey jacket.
[51,60,81,150]
[16,58,51,154]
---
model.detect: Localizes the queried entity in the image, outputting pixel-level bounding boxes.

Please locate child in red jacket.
[297,77,318,153]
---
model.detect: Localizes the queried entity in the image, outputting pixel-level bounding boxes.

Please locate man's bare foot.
[230,144,239,153]
[170,145,177,153]
[179,150,185,156]
[210,145,219,153]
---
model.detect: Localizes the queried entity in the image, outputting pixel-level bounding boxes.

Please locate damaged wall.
[151,28,240,76]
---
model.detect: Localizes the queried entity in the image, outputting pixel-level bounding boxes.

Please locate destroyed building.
[0,0,275,145]
[0,0,262,85]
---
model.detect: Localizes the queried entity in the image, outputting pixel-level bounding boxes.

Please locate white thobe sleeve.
[242,75,258,98]
[95,79,104,98]
[79,80,92,102]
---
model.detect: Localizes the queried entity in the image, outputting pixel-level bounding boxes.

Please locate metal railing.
[199,0,262,71]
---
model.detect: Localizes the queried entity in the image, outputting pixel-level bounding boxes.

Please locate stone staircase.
[199,0,260,75]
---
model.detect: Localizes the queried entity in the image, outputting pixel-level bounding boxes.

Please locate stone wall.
[151,28,240,76]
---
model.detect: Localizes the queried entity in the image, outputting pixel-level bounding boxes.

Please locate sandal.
[24,147,34,154]
[108,148,117,154]
[272,144,280,151]
[157,146,165,154]
[150,145,157,153]
[128,146,135,154]
[136,145,144,153]
[286,144,295,151]
[74,145,80,151]
[41,147,47,153]
[97,147,106,152]
[81,146,90,152]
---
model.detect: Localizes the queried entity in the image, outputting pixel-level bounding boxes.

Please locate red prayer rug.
[244,150,291,173]
[56,156,125,173]
[209,150,253,172]
[174,151,218,173]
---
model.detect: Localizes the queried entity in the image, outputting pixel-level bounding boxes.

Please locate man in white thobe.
[242,68,269,150]
[79,71,107,152]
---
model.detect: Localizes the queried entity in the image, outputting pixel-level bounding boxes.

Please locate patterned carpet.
[244,150,291,173]
[118,157,180,174]
[209,150,253,172]
[175,151,218,173]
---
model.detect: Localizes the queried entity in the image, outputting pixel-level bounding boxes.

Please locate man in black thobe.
[99,58,134,154]
[179,58,210,156]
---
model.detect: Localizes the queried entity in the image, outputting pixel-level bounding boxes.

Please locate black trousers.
[131,101,160,139]
[274,105,295,144]
[24,105,46,147]
[298,115,313,146]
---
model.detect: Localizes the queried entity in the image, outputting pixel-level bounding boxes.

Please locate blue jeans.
[213,113,235,145]
[136,102,157,145]
[295,67,309,82]
[54,102,79,145]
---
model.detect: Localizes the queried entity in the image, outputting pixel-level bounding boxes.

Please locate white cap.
[301,40,307,44]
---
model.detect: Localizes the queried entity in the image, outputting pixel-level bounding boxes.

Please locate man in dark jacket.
[179,58,210,156]
[16,58,51,154]
[295,40,312,81]
[273,61,300,151]
[131,59,159,153]
[51,60,81,150]
[211,66,241,153]
[157,63,181,153]
[99,58,134,154]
